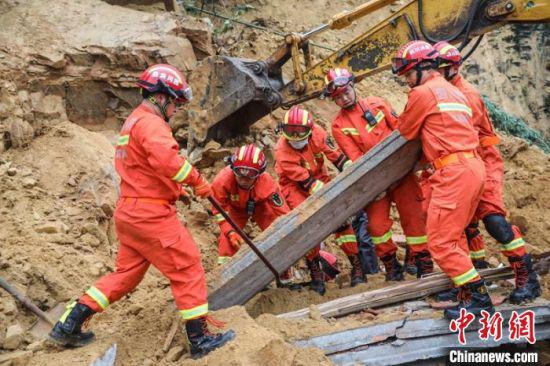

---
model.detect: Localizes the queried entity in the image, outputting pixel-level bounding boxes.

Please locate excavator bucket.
[184,56,284,146]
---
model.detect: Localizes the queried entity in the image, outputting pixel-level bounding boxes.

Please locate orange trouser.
[466,145,526,259]
[427,156,486,286]
[80,200,208,320]
[217,201,282,263]
[282,184,359,261]
[365,173,428,259]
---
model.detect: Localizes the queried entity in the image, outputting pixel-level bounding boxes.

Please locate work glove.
[193,175,212,198]
[227,230,245,250]
[342,160,353,170]
[179,186,191,205]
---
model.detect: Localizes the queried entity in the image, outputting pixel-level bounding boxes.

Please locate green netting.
[482,96,550,153]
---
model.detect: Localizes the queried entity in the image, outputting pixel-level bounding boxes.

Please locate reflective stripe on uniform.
[452,267,479,286]
[341,128,359,136]
[437,103,473,117]
[59,301,77,323]
[85,286,110,310]
[179,303,208,320]
[371,230,392,245]
[336,234,357,245]
[309,180,324,194]
[218,256,230,265]
[501,237,525,252]
[117,135,129,146]
[214,213,225,223]
[172,160,193,183]
[366,111,385,133]
[470,249,486,259]
[406,235,428,245]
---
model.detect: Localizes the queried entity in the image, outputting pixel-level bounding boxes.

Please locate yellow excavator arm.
[184,0,549,148]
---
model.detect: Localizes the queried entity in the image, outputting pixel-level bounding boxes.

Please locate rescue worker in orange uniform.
[274,106,366,295]
[211,144,292,273]
[325,67,433,281]
[49,64,234,357]
[434,41,541,304]
[392,40,493,319]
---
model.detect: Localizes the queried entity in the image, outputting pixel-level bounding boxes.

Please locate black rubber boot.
[404,247,417,276]
[509,254,541,304]
[414,250,434,278]
[381,254,404,281]
[307,256,326,295]
[348,254,366,287]
[444,279,494,320]
[472,259,489,269]
[436,287,459,302]
[49,301,96,347]
[186,316,235,359]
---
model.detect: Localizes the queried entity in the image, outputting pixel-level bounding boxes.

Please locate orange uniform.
[274,124,358,260]
[450,74,526,260]
[398,73,486,287]
[331,97,428,259]
[80,104,209,321]
[212,166,290,264]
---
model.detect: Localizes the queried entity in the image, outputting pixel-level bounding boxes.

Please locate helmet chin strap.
[343,85,357,111]
[414,67,424,88]
[413,63,437,87]
[148,96,171,122]
[444,67,458,81]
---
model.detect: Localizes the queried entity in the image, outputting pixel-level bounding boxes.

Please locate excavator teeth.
[184,56,284,148]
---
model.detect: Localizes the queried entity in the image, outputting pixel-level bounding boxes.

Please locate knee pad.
[465,222,480,241]
[483,214,514,244]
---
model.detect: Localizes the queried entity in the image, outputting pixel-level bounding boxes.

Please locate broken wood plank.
[207,132,421,310]
[162,318,180,353]
[331,323,550,365]
[295,320,405,354]
[295,301,550,364]
[278,267,514,320]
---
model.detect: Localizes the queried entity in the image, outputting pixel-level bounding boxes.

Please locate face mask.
[289,139,308,150]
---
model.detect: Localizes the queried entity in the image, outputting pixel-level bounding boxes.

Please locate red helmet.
[137,64,192,103]
[280,106,314,141]
[391,41,439,76]
[323,68,354,97]
[434,41,463,67]
[230,144,267,179]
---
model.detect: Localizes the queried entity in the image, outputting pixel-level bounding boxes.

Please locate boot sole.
[49,331,96,348]
[191,330,236,359]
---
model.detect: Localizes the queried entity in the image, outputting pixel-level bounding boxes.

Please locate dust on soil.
[0,0,548,365]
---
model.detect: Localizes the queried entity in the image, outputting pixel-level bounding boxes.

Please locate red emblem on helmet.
[391,41,439,76]
[230,144,267,179]
[434,41,463,67]
[280,106,314,141]
[323,68,354,97]
[137,64,192,103]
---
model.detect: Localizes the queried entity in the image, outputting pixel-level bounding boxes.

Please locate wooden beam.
[278,267,514,320]
[207,132,421,310]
